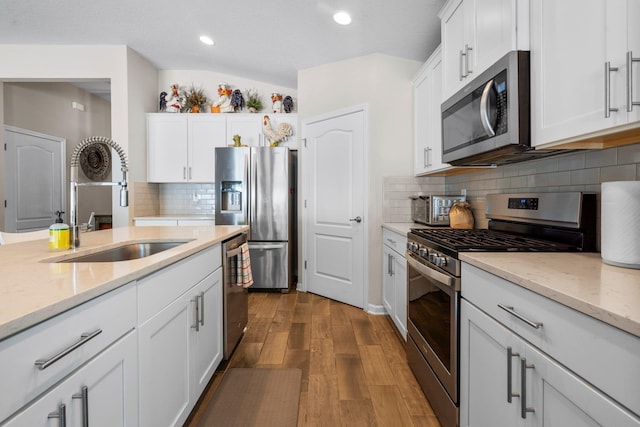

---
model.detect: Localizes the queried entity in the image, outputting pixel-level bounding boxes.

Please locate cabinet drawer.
[0,284,136,422]
[137,244,221,325]
[382,228,407,256]
[462,262,640,415]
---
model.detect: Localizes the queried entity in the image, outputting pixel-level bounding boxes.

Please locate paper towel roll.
[601,181,640,269]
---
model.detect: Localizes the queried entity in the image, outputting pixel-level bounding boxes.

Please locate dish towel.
[236,243,254,288]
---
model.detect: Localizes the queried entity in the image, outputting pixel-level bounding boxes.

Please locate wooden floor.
[186,290,441,427]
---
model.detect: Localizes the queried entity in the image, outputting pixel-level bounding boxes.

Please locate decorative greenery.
[184,85,207,112]
[245,89,262,112]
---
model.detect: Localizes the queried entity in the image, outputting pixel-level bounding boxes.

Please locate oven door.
[406,252,459,402]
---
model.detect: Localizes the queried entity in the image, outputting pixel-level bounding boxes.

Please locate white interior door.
[3,126,65,232]
[302,106,366,308]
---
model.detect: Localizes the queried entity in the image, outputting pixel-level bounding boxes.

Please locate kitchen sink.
[58,241,191,263]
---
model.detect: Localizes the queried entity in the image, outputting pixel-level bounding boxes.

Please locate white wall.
[297,53,422,309]
[0,44,158,227]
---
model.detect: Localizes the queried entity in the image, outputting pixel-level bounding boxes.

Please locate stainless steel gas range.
[405,192,597,427]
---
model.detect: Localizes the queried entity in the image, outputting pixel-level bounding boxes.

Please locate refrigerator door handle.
[245,150,251,228]
[249,149,256,236]
[249,243,286,250]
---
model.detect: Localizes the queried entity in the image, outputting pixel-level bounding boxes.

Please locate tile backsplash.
[133,182,215,217]
[383,142,640,231]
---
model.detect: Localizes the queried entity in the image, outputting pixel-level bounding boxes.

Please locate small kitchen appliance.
[405,192,597,427]
[410,194,466,226]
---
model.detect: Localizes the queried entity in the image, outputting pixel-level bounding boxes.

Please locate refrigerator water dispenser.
[221,182,242,211]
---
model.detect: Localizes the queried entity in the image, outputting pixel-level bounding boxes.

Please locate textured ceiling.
[0,0,445,89]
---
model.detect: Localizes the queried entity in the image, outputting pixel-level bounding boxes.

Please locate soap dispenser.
[49,210,70,251]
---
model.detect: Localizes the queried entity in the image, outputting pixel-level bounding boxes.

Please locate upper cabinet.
[414,46,450,175]
[531,0,640,148]
[439,0,529,102]
[147,114,226,183]
[147,113,298,183]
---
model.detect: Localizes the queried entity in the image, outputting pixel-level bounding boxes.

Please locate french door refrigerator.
[215,146,294,291]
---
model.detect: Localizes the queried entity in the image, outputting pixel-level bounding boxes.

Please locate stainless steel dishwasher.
[221,232,249,360]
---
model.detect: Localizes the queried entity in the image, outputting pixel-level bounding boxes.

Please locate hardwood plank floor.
[186,290,441,427]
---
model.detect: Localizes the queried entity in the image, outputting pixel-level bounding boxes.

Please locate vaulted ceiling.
[0,0,445,88]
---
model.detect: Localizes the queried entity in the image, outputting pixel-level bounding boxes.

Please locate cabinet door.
[2,331,137,427]
[473,0,517,74]
[392,254,407,340]
[188,115,226,182]
[525,345,640,427]
[147,114,189,182]
[138,295,191,427]
[441,0,469,101]
[531,0,628,146]
[382,246,395,318]
[460,300,522,427]
[190,269,223,402]
[226,115,263,146]
[629,0,640,124]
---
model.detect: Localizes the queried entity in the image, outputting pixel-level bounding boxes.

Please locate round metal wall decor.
[80,142,111,181]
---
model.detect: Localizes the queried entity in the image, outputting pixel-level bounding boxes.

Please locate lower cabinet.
[138,268,222,427]
[382,228,408,339]
[461,299,640,427]
[2,330,138,427]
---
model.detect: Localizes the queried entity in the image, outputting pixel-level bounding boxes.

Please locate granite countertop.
[460,252,640,338]
[0,225,248,340]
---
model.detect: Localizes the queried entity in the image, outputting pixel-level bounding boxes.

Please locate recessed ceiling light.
[199,35,215,46]
[333,11,352,25]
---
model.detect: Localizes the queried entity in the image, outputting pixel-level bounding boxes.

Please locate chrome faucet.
[70,136,129,248]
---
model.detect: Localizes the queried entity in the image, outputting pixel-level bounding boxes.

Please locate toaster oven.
[410,195,466,226]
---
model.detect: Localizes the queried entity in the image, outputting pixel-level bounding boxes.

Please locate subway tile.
[570,168,600,185]
[585,148,617,168]
[557,152,586,171]
[617,143,640,165]
[600,164,637,182]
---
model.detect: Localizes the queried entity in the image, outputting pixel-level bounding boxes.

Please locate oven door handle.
[406,253,458,291]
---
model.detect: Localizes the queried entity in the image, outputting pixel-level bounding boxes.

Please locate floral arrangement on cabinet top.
[158,83,295,114]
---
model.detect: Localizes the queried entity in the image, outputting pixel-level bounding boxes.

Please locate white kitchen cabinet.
[531,0,640,148]
[147,113,226,182]
[460,262,640,426]
[226,114,263,147]
[138,246,222,427]
[382,228,408,339]
[461,300,640,427]
[414,46,452,175]
[1,330,138,427]
[0,285,136,423]
[439,0,528,102]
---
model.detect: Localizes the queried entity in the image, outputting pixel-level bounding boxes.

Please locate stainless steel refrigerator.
[215,147,295,291]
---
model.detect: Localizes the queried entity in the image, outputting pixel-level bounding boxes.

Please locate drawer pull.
[506,346,520,403]
[47,403,66,427]
[35,329,102,370]
[192,297,200,332]
[199,291,205,327]
[497,304,543,329]
[387,238,396,245]
[72,386,89,427]
[520,358,536,419]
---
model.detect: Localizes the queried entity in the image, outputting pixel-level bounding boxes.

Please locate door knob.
[349,216,362,223]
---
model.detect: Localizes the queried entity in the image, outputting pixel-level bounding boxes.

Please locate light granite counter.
[133,214,215,221]
[460,252,640,337]
[0,225,248,340]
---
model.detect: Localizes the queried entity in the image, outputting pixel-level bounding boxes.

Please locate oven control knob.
[435,256,448,267]
[419,246,427,257]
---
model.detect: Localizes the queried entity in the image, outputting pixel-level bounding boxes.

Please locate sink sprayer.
[70,136,129,248]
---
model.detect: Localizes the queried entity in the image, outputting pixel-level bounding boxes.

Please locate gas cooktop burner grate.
[410,228,574,252]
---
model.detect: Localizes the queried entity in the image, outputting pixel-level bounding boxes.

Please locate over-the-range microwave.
[441,50,545,166]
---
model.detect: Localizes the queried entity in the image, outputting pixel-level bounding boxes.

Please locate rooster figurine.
[262,115,293,146]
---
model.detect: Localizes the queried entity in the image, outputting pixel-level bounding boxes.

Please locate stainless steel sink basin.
[59,241,190,263]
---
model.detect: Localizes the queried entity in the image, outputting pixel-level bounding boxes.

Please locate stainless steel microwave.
[441,51,533,166]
